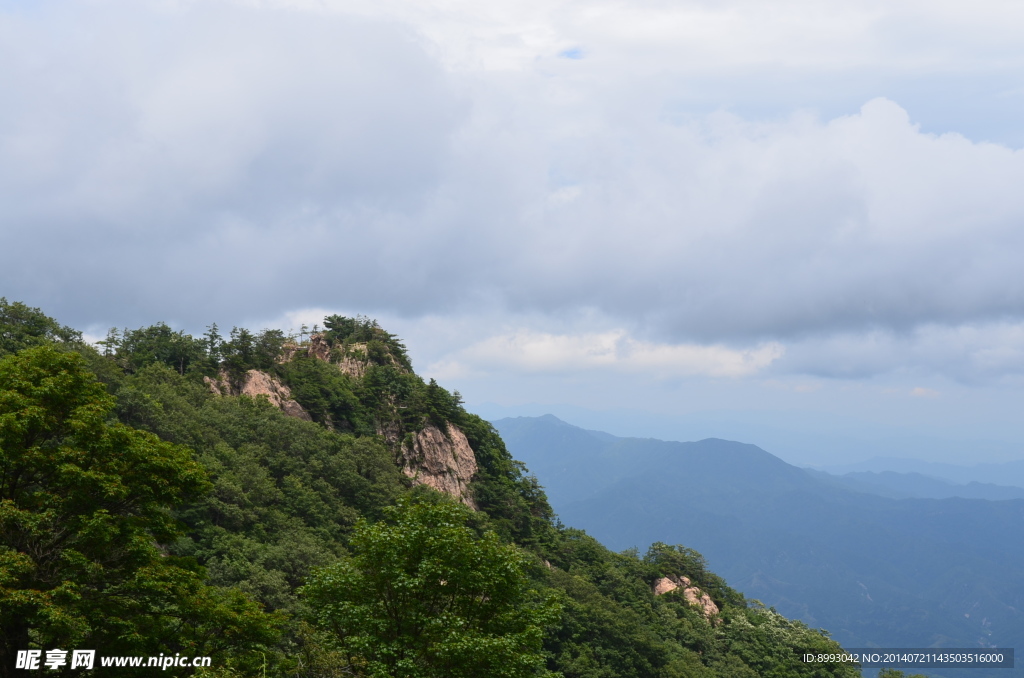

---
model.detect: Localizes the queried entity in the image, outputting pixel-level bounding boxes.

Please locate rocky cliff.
[204,370,311,421]
[307,333,373,378]
[307,333,331,363]
[289,334,479,507]
[400,423,478,508]
[203,332,480,507]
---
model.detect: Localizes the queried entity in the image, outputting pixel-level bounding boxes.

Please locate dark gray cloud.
[1,2,465,327]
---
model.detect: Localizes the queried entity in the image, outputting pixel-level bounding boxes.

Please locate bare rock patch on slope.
[204,369,311,421]
[400,423,478,508]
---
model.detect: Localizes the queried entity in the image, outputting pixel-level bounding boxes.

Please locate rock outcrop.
[277,343,301,364]
[400,423,478,508]
[335,343,370,378]
[653,576,682,596]
[307,333,332,362]
[201,337,480,507]
[306,333,370,379]
[268,335,479,507]
[204,370,311,421]
[653,575,720,619]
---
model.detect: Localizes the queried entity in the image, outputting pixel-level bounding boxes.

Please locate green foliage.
[459,414,556,548]
[543,566,668,677]
[425,378,464,429]
[221,327,287,378]
[322,315,411,370]
[96,312,859,678]
[274,355,370,434]
[0,298,80,357]
[0,346,279,676]
[359,364,425,428]
[534,529,862,678]
[100,323,285,379]
[534,528,681,678]
[109,322,209,375]
[709,604,860,678]
[112,364,404,618]
[273,347,459,439]
[301,497,560,678]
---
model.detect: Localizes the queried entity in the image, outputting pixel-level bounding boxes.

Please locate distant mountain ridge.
[808,469,1024,501]
[821,456,1024,489]
[493,414,1024,676]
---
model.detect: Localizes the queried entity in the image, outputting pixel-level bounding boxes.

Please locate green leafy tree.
[0,346,279,675]
[0,298,80,357]
[301,497,560,678]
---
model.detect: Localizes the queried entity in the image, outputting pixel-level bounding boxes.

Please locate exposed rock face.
[336,343,369,378]
[653,575,720,619]
[684,587,719,618]
[401,423,478,508]
[277,343,300,364]
[204,370,311,421]
[204,375,225,396]
[654,576,682,596]
[307,333,331,362]
[306,333,369,379]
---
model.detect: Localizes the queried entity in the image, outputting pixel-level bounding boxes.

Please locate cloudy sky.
[4,0,1024,466]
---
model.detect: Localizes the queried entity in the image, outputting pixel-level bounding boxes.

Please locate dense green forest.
[0,298,867,677]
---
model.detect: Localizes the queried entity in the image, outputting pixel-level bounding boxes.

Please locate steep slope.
[288,330,480,506]
[399,422,479,508]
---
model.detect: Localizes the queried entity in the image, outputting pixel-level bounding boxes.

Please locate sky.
[4,0,1024,466]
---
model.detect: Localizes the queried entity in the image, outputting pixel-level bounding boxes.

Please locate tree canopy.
[301,497,560,678]
[0,298,80,358]
[0,346,278,676]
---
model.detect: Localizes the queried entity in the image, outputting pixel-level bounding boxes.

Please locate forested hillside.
[0,298,863,677]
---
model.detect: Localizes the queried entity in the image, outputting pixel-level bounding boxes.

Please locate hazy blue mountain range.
[474,402,1024,469]
[821,457,1024,490]
[808,469,1024,501]
[492,415,1024,676]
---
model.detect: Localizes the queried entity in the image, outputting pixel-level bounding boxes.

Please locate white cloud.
[429,329,784,379]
